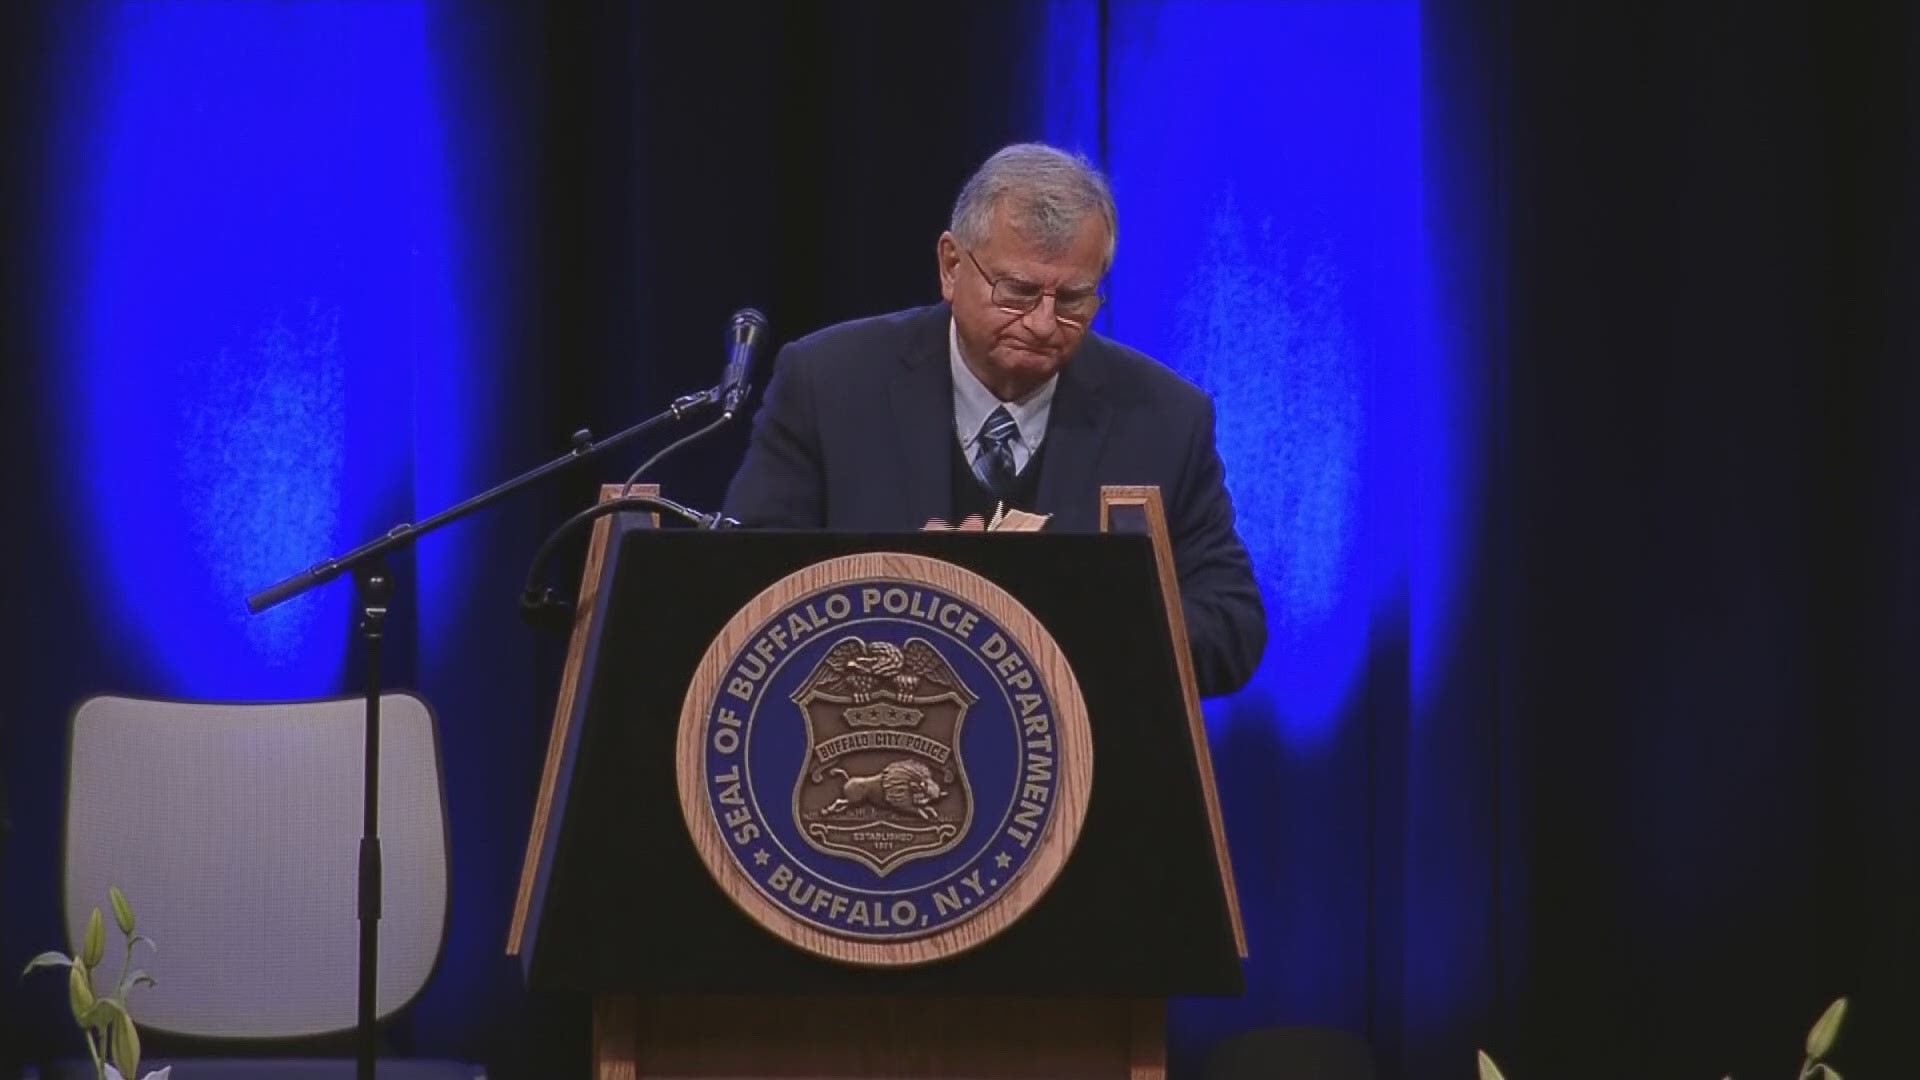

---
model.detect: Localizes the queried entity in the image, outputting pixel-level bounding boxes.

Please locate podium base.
[593,995,1166,1080]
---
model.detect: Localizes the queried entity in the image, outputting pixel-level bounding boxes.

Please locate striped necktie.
[972,406,1019,499]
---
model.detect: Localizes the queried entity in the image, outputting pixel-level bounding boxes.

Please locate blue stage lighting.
[1053,0,1438,743]
[60,1,459,699]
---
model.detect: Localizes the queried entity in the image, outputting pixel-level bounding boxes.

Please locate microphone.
[616,307,770,498]
[720,307,769,416]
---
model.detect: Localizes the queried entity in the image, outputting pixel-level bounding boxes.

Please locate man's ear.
[937,232,959,303]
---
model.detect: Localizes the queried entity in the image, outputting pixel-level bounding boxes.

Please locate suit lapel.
[885,309,955,528]
[1035,346,1113,530]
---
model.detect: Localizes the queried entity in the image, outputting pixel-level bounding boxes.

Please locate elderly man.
[723,143,1265,697]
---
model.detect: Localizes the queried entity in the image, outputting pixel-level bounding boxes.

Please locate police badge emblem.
[676,552,1092,967]
[792,636,974,874]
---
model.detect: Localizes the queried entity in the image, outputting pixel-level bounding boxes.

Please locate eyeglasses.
[963,248,1103,327]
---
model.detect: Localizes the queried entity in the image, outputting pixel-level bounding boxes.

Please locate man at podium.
[724,142,1265,698]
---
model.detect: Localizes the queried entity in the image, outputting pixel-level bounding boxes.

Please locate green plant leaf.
[21,951,75,978]
[83,908,106,969]
[1476,1050,1507,1080]
[80,996,125,1032]
[1805,997,1847,1059]
[113,1009,141,1080]
[109,886,136,936]
[68,962,95,1022]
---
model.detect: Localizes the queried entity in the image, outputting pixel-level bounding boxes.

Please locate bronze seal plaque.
[676,552,1092,967]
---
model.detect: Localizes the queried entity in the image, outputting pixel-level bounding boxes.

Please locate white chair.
[58,693,480,1079]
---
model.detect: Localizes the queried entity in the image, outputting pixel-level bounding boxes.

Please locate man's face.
[938,204,1109,400]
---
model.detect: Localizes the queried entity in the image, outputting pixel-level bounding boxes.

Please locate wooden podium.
[508,486,1245,1079]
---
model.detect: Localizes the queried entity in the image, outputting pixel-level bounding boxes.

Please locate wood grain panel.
[595,996,640,1080]
[509,484,658,956]
[594,995,1164,1080]
[1099,485,1247,958]
[1129,999,1167,1080]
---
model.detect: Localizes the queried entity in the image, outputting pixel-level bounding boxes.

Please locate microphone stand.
[247,382,735,1080]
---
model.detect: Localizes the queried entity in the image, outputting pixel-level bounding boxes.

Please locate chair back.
[63,693,449,1039]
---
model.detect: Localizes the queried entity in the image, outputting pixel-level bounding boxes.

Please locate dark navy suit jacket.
[722,303,1267,697]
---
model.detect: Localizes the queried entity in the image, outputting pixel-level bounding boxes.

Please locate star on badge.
[753,849,770,867]
[994,851,1012,869]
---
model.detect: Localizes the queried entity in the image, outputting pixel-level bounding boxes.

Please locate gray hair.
[950,143,1118,272]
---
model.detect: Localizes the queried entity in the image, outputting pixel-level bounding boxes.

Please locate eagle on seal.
[796,636,965,703]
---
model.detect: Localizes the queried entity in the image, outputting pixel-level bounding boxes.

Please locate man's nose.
[1019,295,1061,336]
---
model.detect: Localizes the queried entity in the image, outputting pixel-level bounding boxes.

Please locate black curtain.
[1490,2,1919,1075]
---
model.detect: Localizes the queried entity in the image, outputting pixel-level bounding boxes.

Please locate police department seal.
[675,552,1092,967]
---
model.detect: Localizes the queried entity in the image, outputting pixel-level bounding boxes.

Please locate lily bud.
[68,963,95,1022]
[1806,997,1847,1059]
[114,1009,142,1080]
[110,885,137,936]
[83,908,106,969]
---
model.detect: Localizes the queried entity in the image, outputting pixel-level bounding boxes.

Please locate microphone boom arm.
[248,388,715,614]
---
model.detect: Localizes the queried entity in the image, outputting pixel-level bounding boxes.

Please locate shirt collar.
[949,318,1057,450]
